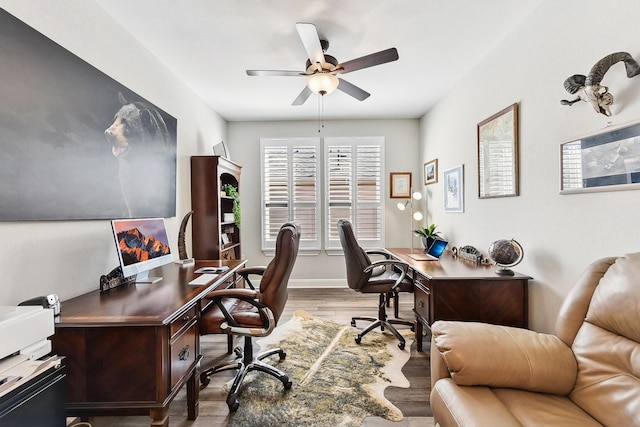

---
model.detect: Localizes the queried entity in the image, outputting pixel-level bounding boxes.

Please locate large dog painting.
[0,8,177,220]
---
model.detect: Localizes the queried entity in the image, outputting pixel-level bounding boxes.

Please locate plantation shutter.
[325,137,385,250]
[261,138,321,251]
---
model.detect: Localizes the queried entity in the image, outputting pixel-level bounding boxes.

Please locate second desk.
[386,248,532,351]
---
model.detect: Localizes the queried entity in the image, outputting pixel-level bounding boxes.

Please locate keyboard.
[188,273,218,286]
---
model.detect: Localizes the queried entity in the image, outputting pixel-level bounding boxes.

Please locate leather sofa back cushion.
[569,253,640,426]
[432,321,577,395]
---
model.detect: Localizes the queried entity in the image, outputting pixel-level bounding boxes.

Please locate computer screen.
[427,238,448,258]
[111,218,173,283]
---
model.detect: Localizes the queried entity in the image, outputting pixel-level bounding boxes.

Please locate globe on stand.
[488,239,523,276]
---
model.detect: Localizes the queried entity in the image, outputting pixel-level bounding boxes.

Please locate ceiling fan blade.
[338,48,399,74]
[247,70,305,77]
[337,78,370,101]
[292,86,313,106]
[296,22,325,70]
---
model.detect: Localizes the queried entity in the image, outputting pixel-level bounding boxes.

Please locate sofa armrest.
[432,321,578,395]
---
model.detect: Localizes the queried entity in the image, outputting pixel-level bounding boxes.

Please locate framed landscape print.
[560,121,640,194]
[444,165,464,213]
[424,159,438,185]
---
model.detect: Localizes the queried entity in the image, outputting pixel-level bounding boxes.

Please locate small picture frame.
[424,159,438,185]
[221,233,230,245]
[390,172,412,198]
[213,141,231,160]
[443,165,464,213]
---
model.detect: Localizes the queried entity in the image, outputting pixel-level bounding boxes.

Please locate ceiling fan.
[246,22,399,106]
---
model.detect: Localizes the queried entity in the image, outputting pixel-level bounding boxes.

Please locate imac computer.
[111,218,173,283]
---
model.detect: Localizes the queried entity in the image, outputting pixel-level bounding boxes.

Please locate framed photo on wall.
[477,103,519,198]
[424,159,438,185]
[560,121,640,194]
[443,164,464,212]
[390,172,412,198]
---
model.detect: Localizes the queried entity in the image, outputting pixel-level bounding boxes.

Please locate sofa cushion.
[431,379,601,427]
[432,321,577,395]
[568,252,640,426]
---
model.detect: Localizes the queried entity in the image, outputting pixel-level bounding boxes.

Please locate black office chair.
[337,219,414,350]
[199,222,301,411]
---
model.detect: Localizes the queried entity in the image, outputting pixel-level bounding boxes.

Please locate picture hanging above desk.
[0,9,177,220]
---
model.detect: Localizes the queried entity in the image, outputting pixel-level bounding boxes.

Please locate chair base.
[351,293,414,350]
[199,336,292,411]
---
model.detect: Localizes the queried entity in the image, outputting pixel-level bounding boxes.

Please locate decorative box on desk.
[386,248,532,351]
[51,259,246,427]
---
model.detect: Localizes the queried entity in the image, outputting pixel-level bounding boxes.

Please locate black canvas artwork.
[0,8,177,220]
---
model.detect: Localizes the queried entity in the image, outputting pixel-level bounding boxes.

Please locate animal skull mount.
[561,52,640,116]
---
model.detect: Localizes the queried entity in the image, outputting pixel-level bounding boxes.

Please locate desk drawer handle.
[182,315,191,322]
[418,300,425,308]
[179,345,190,361]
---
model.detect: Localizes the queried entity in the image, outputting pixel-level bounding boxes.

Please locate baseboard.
[288,278,347,288]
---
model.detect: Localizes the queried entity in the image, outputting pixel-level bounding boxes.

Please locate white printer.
[0,306,60,399]
[0,305,54,361]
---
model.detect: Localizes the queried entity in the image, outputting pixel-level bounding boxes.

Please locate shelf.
[221,243,240,251]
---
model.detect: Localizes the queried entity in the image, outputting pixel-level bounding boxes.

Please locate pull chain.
[317,93,326,133]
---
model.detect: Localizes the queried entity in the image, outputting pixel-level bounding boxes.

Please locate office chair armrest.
[364,259,410,289]
[204,287,259,301]
[237,266,267,290]
[365,249,392,259]
[204,288,276,337]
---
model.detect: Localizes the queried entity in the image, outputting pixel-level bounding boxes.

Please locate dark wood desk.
[52,259,246,427]
[386,248,531,351]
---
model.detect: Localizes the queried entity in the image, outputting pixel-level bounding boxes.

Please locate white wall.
[420,0,640,333]
[227,119,420,286]
[0,1,225,305]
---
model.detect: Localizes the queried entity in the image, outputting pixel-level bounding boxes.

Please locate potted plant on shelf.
[414,224,441,250]
[222,184,241,229]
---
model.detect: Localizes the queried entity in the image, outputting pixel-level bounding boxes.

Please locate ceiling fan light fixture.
[307,73,339,95]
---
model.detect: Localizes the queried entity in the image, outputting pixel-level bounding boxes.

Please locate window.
[261,138,321,251]
[260,136,384,253]
[325,137,385,250]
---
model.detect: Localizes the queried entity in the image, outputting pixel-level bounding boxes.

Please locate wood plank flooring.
[71,288,433,427]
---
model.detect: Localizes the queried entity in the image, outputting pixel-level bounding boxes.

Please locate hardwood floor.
[73,288,432,427]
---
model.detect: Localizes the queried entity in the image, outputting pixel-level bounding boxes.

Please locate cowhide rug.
[225,310,413,427]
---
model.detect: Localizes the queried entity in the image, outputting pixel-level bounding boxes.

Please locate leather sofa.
[429,253,640,426]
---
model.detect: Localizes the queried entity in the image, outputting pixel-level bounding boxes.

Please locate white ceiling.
[94,0,543,122]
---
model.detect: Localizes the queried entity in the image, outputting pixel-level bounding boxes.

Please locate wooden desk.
[52,259,246,427]
[386,248,531,351]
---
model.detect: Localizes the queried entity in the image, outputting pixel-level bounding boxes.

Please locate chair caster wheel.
[351,319,356,327]
[200,373,210,387]
[280,351,287,360]
[355,336,362,344]
[227,394,239,412]
[397,342,405,350]
[284,379,293,390]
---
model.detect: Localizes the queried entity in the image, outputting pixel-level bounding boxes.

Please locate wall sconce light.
[397,190,424,252]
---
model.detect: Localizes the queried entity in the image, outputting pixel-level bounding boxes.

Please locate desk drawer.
[170,322,197,389]
[170,306,198,337]
[414,279,431,323]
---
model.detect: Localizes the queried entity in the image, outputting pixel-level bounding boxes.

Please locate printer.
[0,306,66,426]
[0,305,54,361]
